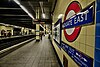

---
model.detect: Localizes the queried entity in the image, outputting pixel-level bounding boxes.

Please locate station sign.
[61,1,94,67]
[62,2,95,29]
[61,41,93,67]
[63,1,95,42]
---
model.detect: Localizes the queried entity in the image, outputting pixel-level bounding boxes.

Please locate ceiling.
[0,0,57,29]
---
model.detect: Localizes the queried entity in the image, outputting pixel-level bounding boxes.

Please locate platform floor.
[0,35,60,67]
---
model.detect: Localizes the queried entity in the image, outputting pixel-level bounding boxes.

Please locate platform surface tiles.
[0,35,60,67]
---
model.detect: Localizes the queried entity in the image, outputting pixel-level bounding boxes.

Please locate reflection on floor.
[0,35,60,67]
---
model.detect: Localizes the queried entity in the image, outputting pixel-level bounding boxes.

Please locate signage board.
[61,41,93,67]
[63,1,95,42]
[62,2,95,29]
[53,18,62,48]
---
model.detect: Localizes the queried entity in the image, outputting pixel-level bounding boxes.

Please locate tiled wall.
[52,0,96,67]
[61,0,95,59]
[62,25,95,58]
[95,0,100,66]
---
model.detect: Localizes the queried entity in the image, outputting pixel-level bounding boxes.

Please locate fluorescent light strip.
[42,13,45,18]
[40,24,45,30]
[13,0,35,20]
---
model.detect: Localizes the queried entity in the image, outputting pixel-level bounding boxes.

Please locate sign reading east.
[62,2,95,29]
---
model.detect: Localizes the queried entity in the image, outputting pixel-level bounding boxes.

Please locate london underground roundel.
[64,1,82,42]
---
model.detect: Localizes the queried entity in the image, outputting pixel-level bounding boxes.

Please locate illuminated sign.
[61,41,93,67]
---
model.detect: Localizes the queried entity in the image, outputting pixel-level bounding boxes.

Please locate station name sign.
[61,41,93,67]
[62,2,95,29]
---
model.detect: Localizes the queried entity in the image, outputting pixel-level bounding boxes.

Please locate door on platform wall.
[63,55,68,67]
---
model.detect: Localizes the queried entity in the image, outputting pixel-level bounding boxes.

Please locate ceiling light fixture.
[42,13,45,19]
[40,24,45,30]
[39,2,46,19]
[58,14,63,19]
[13,0,20,5]
[13,0,35,20]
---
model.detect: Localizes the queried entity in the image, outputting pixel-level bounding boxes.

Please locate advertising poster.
[53,18,62,48]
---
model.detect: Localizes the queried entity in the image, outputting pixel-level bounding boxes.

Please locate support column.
[36,8,40,41]
[36,24,40,41]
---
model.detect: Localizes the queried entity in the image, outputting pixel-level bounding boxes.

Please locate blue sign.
[61,41,93,67]
[62,2,95,29]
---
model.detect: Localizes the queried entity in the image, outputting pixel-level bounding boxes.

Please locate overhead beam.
[0,14,28,16]
[0,0,20,8]
[14,0,35,20]
[21,0,48,2]
[51,0,57,14]
[33,19,52,22]
[0,7,21,10]
[0,16,31,18]
[2,22,35,29]
[5,18,32,21]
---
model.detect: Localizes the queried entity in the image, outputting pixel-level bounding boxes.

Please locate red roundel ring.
[64,1,82,42]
